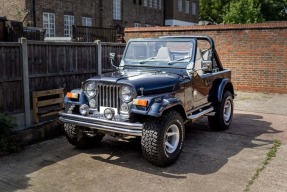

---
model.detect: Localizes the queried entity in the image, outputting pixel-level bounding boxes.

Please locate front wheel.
[64,124,104,149]
[208,91,233,131]
[141,110,185,167]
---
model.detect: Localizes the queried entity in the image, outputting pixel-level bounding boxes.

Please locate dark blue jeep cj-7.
[60,35,235,166]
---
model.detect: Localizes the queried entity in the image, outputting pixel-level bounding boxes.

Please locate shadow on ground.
[0,113,282,191]
[0,137,81,192]
[90,113,281,178]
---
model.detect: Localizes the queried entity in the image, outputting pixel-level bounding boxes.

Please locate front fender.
[148,97,184,117]
[64,89,88,106]
[130,94,184,117]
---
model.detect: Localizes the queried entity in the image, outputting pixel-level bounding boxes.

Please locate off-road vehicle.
[60,35,235,166]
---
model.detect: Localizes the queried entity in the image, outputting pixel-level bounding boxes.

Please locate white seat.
[194,48,203,75]
[156,47,172,61]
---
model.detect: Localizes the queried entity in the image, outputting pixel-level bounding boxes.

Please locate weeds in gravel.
[244,139,282,192]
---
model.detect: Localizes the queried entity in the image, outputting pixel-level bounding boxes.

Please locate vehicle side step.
[187,106,214,121]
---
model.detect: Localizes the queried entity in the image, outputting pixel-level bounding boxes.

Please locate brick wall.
[101,0,164,31]
[33,0,98,36]
[124,22,287,93]
[0,1,26,21]
[1,0,164,37]
[165,0,199,24]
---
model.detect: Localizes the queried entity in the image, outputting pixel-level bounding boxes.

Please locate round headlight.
[89,99,97,108]
[79,104,89,116]
[120,103,129,114]
[85,83,96,97]
[104,108,115,120]
[120,86,134,102]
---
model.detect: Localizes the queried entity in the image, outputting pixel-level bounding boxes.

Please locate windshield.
[123,40,194,66]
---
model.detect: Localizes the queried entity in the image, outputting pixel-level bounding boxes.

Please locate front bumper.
[59,112,143,136]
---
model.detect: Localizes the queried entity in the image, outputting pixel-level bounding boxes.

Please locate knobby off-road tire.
[141,110,185,167]
[208,91,233,131]
[64,124,104,149]
[64,104,104,149]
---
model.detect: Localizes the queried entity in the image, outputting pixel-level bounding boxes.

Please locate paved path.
[0,92,287,192]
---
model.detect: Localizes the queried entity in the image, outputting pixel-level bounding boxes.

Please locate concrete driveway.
[0,92,287,192]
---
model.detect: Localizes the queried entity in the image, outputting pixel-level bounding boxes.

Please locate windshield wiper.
[139,57,156,64]
[168,56,192,65]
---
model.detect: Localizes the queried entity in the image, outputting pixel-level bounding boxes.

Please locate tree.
[199,0,231,24]
[199,0,287,24]
[261,0,287,21]
[224,0,264,24]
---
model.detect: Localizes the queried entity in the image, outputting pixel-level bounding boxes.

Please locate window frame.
[177,0,183,12]
[82,17,92,27]
[153,0,157,9]
[149,0,152,8]
[43,12,55,37]
[185,0,190,14]
[113,0,122,20]
[64,15,74,37]
[192,2,197,15]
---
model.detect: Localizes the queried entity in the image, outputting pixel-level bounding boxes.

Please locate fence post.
[95,40,102,75]
[19,38,31,128]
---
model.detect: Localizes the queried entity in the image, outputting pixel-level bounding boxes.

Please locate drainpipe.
[162,0,166,26]
[32,0,36,27]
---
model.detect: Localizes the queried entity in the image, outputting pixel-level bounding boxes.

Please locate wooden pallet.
[32,88,64,124]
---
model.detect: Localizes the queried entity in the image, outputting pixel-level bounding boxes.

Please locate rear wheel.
[208,91,233,131]
[141,110,185,167]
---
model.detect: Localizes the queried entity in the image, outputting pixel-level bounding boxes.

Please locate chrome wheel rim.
[165,124,180,154]
[223,98,232,122]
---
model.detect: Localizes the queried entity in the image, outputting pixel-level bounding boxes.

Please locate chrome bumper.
[59,112,143,136]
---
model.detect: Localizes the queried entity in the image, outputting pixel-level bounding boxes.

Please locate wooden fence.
[0,42,23,113]
[0,39,125,128]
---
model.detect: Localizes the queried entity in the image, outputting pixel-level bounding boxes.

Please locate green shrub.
[0,113,18,155]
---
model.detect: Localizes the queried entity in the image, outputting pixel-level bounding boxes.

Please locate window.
[113,0,122,20]
[43,12,55,37]
[159,0,162,10]
[153,0,157,9]
[82,17,92,26]
[192,2,196,15]
[64,15,74,37]
[149,0,152,8]
[134,23,141,27]
[144,0,147,6]
[185,1,190,14]
[177,0,182,12]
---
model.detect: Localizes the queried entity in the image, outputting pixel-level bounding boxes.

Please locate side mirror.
[201,60,212,72]
[109,52,118,70]
[110,52,115,60]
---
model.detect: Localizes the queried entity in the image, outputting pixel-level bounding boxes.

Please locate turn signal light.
[67,92,79,99]
[133,99,148,106]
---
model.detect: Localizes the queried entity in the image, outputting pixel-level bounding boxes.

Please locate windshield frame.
[121,38,196,69]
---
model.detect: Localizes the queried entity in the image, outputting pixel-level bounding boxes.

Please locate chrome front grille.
[97,84,120,108]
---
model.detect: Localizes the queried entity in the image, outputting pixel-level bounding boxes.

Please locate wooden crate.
[32,88,64,124]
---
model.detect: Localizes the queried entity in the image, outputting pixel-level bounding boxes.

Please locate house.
[165,0,199,26]
[0,0,164,37]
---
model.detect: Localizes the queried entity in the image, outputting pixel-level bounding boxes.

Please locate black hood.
[87,70,185,95]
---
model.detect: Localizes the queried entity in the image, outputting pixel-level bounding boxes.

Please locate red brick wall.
[124,22,287,93]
